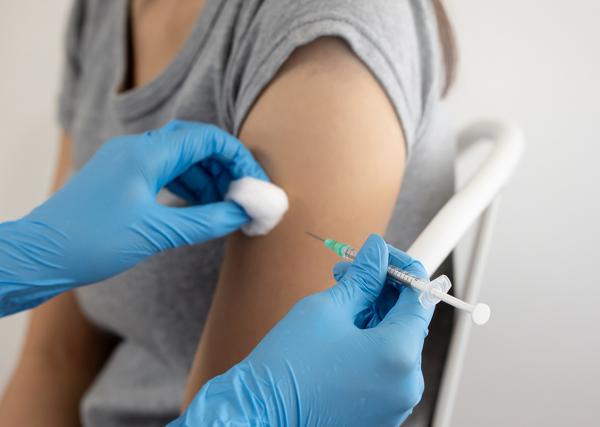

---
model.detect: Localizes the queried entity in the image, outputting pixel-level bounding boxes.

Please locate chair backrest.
[406,120,524,427]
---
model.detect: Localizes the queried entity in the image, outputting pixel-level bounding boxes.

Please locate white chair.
[406,120,524,427]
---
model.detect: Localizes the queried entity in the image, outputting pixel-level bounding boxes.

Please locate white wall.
[0,1,598,425]
[444,1,600,425]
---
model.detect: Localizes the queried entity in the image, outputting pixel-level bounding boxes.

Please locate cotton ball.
[225,177,289,236]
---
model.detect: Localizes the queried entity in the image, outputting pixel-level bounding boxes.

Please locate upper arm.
[182,37,407,404]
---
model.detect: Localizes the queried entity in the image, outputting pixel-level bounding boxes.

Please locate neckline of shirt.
[111,0,223,122]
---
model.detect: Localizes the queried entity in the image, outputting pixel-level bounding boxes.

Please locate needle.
[305,231,325,242]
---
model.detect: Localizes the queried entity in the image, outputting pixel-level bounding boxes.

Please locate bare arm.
[182,38,407,406]
[0,134,116,426]
[50,132,73,192]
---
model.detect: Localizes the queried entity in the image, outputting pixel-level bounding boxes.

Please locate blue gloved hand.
[0,120,267,316]
[333,245,425,329]
[171,234,434,427]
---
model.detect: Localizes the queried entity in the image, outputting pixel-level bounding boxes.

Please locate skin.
[180,37,406,407]
[0,0,407,422]
[126,0,205,89]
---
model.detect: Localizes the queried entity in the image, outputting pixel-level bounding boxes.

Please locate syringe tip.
[305,231,325,242]
[472,303,491,325]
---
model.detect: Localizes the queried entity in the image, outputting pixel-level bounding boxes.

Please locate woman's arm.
[50,132,73,192]
[182,38,407,406]
[0,134,116,426]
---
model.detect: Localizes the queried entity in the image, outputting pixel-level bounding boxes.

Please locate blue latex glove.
[0,120,267,316]
[333,245,426,329]
[171,234,434,427]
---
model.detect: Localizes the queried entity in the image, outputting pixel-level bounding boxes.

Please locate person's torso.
[64,1,454,426]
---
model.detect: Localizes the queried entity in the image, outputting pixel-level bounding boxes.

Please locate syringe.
[306,232,491,326]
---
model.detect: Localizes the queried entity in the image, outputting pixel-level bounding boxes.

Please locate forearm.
[0,293,116,426]
[0,351,99,426]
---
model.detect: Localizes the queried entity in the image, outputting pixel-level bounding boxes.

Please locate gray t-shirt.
[60,1,455,426]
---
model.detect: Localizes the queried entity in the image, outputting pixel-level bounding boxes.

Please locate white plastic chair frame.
[406,120,524,427]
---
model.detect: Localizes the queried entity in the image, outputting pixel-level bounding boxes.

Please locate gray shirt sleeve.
[58,0,87,130]
[227,0,442,155]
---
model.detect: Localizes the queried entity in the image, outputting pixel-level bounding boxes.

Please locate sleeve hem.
[233,16,417,157]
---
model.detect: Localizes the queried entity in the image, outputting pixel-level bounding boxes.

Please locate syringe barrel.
[387,266,428,291]
[341,246,429,292]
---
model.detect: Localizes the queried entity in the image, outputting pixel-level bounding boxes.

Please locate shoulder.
[231,0,443,150]
[252,0,434,27]
[248,0,440,52]
[239,35,407,186]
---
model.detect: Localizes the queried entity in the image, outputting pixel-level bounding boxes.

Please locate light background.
[0,1,598,425]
